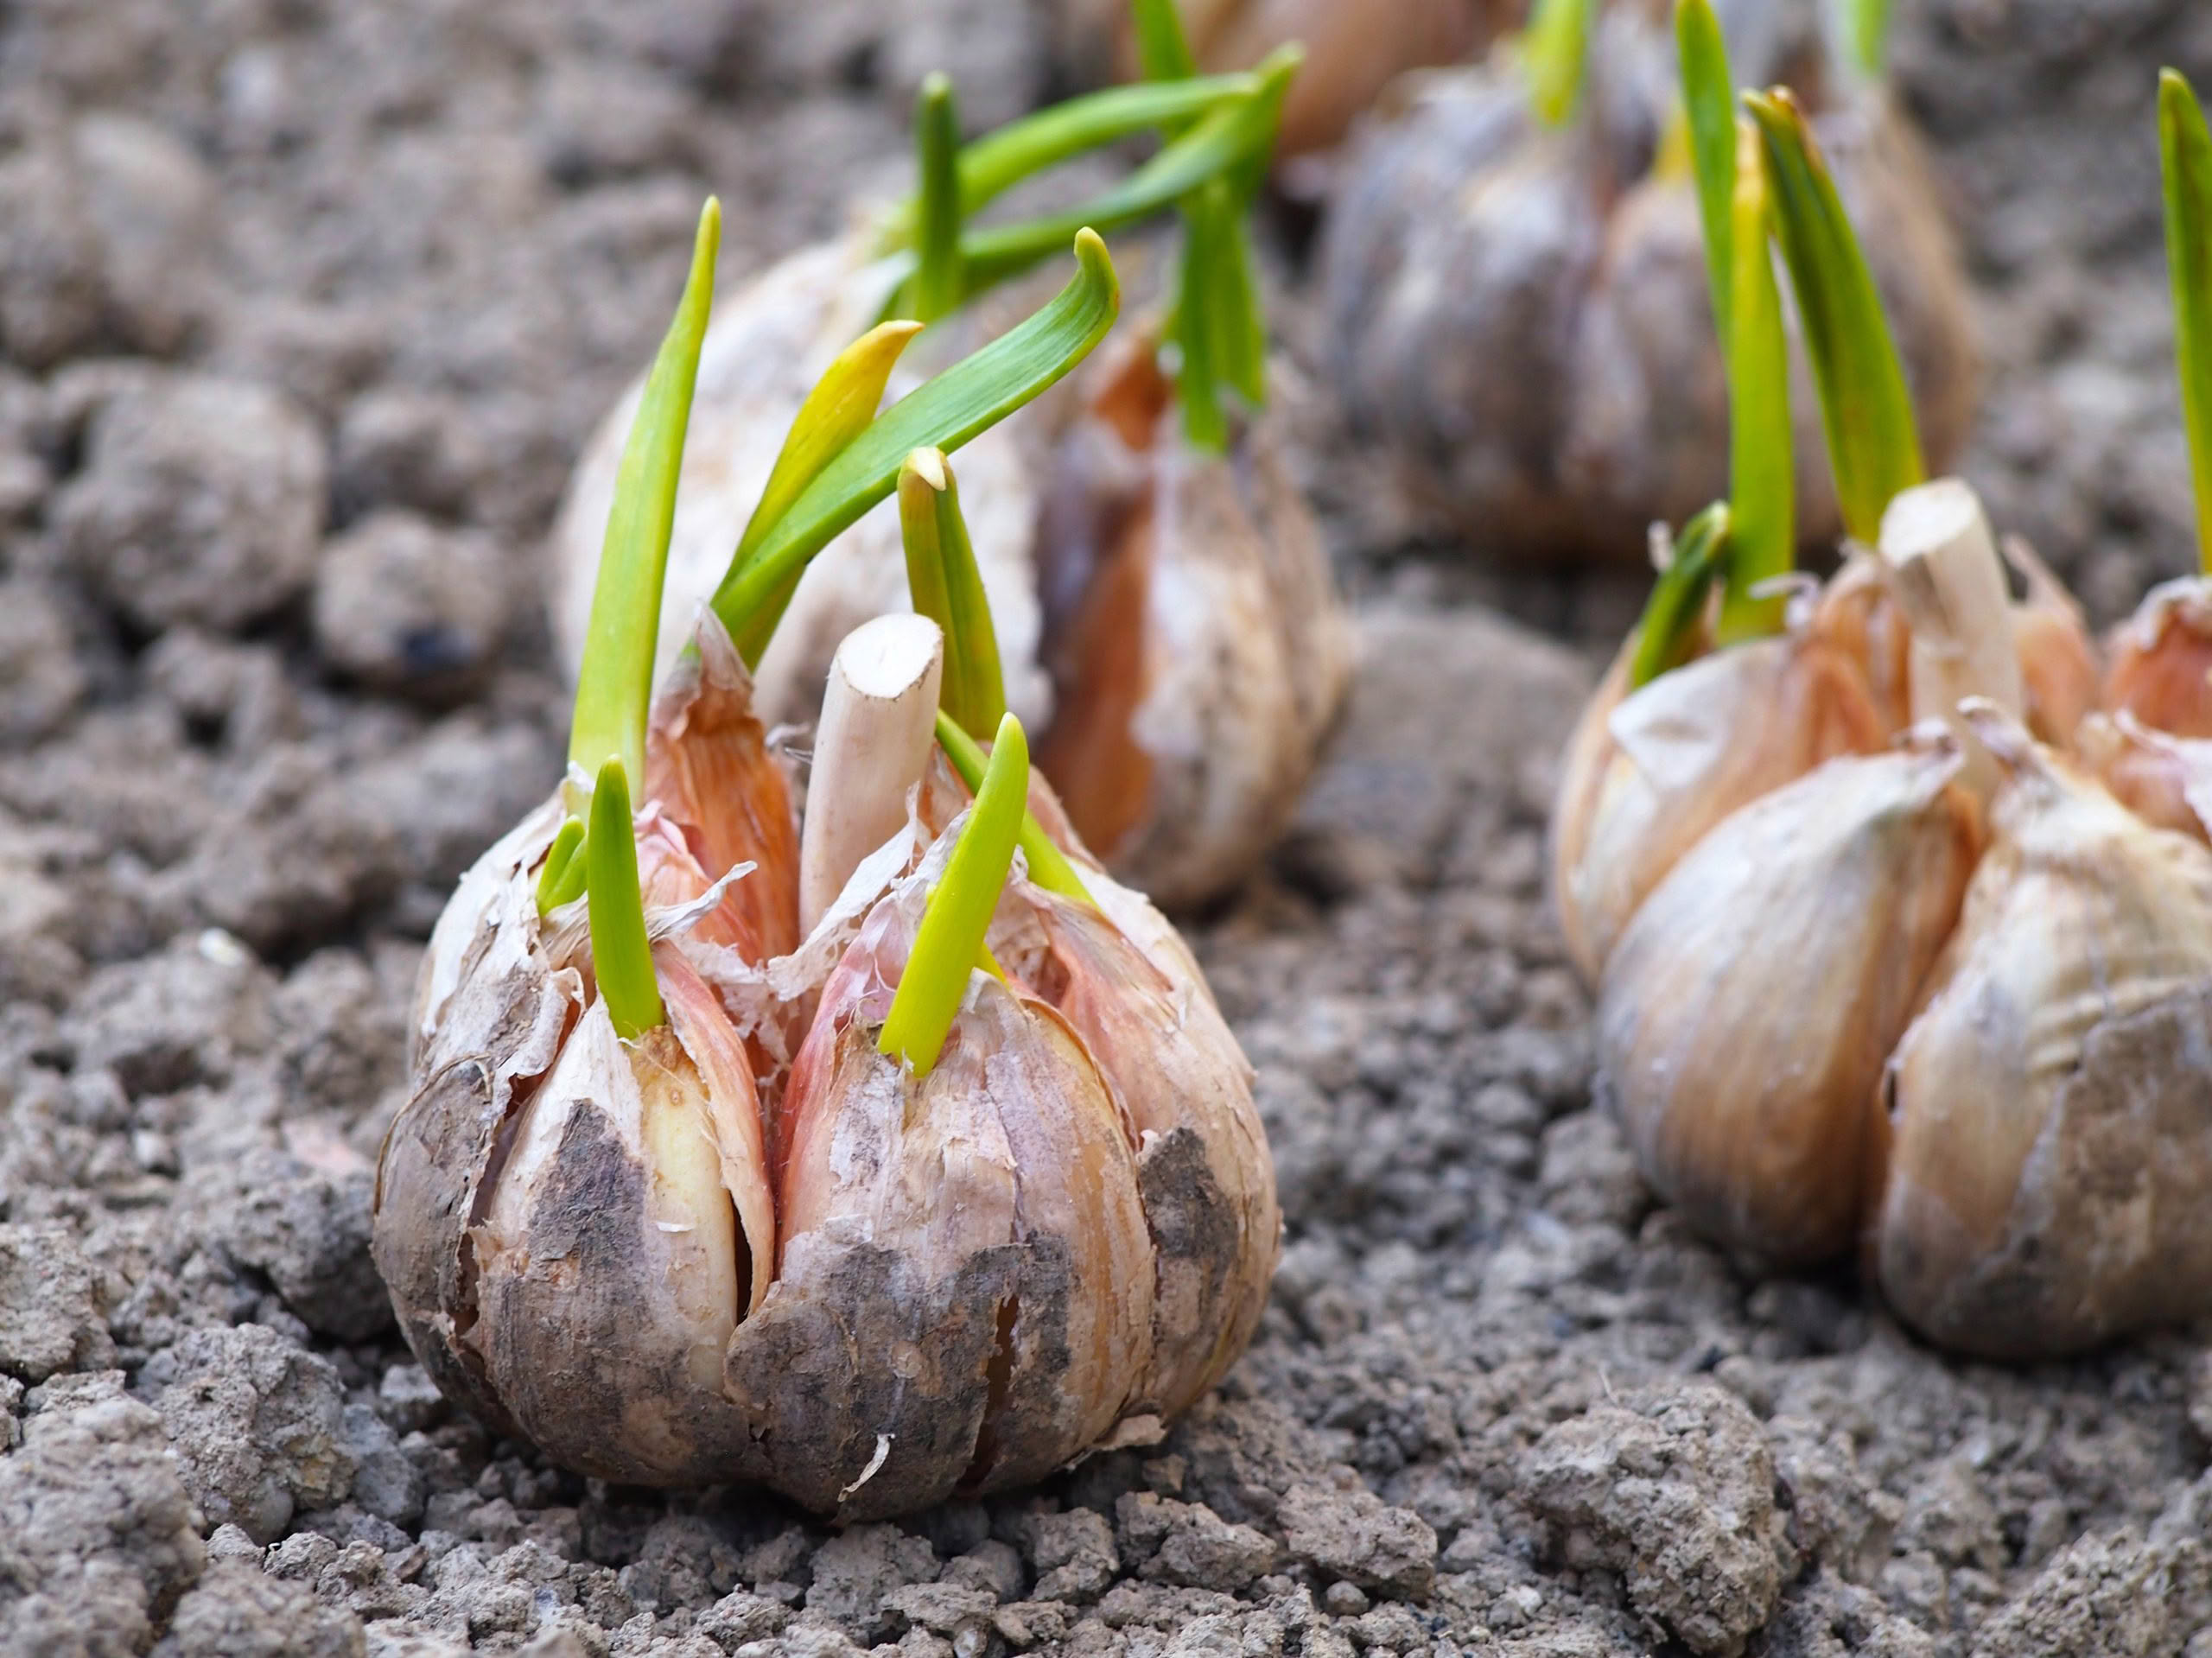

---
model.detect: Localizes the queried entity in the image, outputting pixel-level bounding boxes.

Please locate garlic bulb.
[1035,332,1354,908]
[1318,0,1974,559]
[1596,737,1981,1269]
[378,617,1278,1515]
[2103,574,2212,740]
[1871,708,2212,1358]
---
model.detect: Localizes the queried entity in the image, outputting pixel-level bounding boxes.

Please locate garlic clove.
[2103,574,2212,740]
[470,956,773,1486]
[1872,708,2212,1357]
[1550,619,1887,988]
[1011,880,1279,1421]
[1035,334,1353,908]
[733,870,1155,1518]
[1596,737,1981,1269]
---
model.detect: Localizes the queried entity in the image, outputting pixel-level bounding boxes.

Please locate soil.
[3,3,2212,1657]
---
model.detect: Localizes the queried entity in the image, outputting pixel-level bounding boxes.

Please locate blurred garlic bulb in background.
[1595,738,1980,1268]
[1318,0,1974,561]
[1871,708,2212,1358]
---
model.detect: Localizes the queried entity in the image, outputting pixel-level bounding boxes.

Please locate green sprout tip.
[2161,67,2212,574]
[1746,86,1923,543]
[906,73,967,324]
[1630,502,1733,689]
[880,711,1030,1077]
[568,198,721,811]
[536,816,587,914]
[900,448,1006,738]
[587,758,663,1040]
[1522,0,1596,129]
[1716,114,1795,644]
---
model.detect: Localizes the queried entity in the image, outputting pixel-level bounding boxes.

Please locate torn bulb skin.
[1035,327,1354,909]
[2103,575,2212,740]
[379,618,1279,1517]
[1318,0,1975,561]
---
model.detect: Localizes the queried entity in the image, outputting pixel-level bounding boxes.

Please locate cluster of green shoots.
[1627,0,1929,688]
[2162,68,2212,574]
[544,202,1118,1054]
[879,0,1290,452]
[548,0,1295,1074]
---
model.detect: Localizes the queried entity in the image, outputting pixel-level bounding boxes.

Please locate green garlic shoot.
[899,447,1005,738]
[586,757,662,1040]
[1747,86,1923,543]
[1522,0,1596,130]
[1630,503,1733,689]
[880,712,1032,1077]
[906,74,967,326]
[2161,67,2212,573]
[1677,0,1738,345]
[935,710,1091,905]
[1717,114,1795,645]
[1838,0,1895,83]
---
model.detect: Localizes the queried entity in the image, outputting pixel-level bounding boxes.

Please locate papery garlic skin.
[1550,620,1886,988]
[2104,575,2212,740]
[548,234,1051,734]
[1596,741,1980,1269]
[2005,537,2101,749]
[734,872,1157,1519]
[1872,723,2212,1358]
[1036,336,1353,909]
[2079,713,2212,844]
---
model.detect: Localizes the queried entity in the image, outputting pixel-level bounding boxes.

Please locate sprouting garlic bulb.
[1595,737,1981,1269]
[551,254,1351,910]
[1034,331,1354,908]
[1051,0,1513,158]
[1317,0,1975,560]
[2103,575,2212,740]
[376,618,1277,1515]
[1548,597,1887,987]
[1871,708,2212,1358]
[549,233,1053,736]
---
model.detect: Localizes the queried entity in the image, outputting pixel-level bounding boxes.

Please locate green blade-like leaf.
[900,448,1006,736]
[2162,67,2212,573]
[1839,0,1894,81]
[876,73,1262,245]
[1522,0,1596,128]
[1748,86,1923,542]
[1676,0,1737,344]
[1131,0,1200,86]
[587,758,663,1040]
[952,50,1297,297]
[1718,115,1795,643]
[569,200,720,802]
[535,816,587,915]
[880,713,1030,1077]
[714,231,1122,664]
[936,710,1091,904]
[1630,502,1732,689]
[906,73,966,324]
